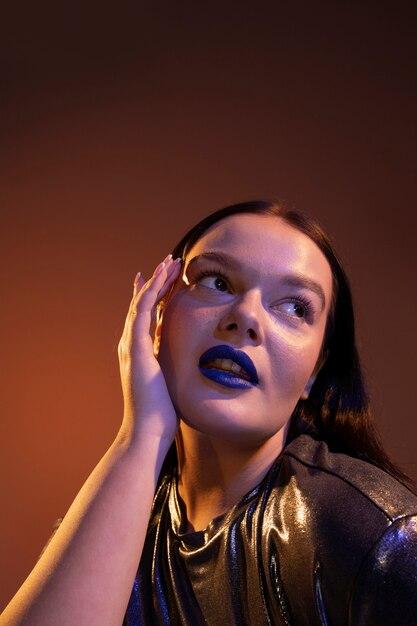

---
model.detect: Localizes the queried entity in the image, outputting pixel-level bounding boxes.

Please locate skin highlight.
[155,214,333,531]
[2,201,411,625]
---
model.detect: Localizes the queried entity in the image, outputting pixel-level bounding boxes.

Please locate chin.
[177,399,284,448]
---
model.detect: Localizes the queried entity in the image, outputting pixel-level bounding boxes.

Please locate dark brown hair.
[166,200,410,484]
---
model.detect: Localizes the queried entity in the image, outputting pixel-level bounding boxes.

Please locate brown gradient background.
[1,1,416,610]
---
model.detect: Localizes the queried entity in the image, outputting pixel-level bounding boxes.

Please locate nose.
[216,290,264,345]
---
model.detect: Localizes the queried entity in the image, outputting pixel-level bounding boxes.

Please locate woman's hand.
[118,254,182,444]
[0,256,183,626]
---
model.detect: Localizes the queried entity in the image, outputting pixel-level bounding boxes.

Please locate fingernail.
[163,253,173,263]
[134,271,141,284]
[153,261,166,277]
[173,257,182,265]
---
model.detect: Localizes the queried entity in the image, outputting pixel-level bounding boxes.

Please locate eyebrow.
[185,252,327,310]
[186,252,241,272]
[280,275,326,311]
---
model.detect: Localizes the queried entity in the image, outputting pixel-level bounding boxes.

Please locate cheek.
[156,312,184,406]
[267,332,323,389]
[157,308,183,371]
[157,296,208,373]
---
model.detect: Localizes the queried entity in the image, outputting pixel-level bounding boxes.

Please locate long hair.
[164,200,410,484]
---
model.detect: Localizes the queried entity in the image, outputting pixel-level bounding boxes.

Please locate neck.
[175,423,288,532]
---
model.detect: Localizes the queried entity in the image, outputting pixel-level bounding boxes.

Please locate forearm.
[2,256,182,625]
[1,429,172,626]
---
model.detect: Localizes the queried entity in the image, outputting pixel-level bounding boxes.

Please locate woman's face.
[156,213,333,447]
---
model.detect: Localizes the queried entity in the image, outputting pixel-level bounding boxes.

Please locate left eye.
[198,275,230,292]
[278,301,307,318]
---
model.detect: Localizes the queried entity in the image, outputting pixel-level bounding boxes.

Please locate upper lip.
[198,345,259,385]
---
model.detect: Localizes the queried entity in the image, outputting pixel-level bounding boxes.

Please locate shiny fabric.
[124,435,417,625]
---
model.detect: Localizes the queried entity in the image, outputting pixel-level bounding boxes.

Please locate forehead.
[189,212,329,271]
[185,214,334,311]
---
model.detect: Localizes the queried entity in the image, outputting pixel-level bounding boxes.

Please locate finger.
[132,252,173,292]
[134,255,175,305]
[153,253,172,277]
[133,271,145,298]
[128,256,175,330]
[127,256,181,338]
[155,258,182,301]
[120,257,180,357]
[129,254,172,311]
[142,257,182,313]
[120,272,146,342]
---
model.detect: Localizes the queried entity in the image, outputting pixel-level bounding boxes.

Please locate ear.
[300,349,328,400]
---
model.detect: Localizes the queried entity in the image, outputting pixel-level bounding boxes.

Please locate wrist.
[116,420,175,463]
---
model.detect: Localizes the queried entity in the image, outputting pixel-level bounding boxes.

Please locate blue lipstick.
[198,345,259,390]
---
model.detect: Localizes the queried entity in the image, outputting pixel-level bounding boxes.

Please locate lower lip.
[199,367,256,390]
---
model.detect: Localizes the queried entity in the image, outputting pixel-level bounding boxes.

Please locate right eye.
[197,273,230,292]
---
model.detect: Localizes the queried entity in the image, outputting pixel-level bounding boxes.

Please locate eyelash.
[190,267,315,321]
[193,268,231,290]
[276,294,314,321]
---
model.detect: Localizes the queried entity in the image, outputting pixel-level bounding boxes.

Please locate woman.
[2,201,417,625]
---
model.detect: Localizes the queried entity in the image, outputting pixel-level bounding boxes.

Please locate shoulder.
[350,514,417,624]
[279,434,417,522]
[265,435,417,625]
